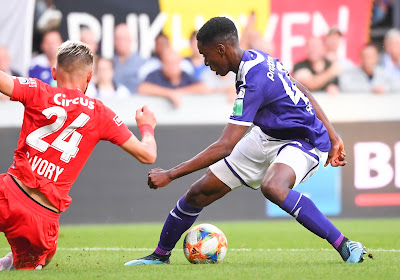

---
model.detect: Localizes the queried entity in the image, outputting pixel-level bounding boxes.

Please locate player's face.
[198,41,230,76]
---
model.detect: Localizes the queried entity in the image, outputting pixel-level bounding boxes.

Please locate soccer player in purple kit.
[125,16,368,265]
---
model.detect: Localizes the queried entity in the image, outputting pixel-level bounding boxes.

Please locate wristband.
[139,124,154,136]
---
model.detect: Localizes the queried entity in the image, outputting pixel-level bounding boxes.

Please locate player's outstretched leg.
[124,195,203,265]
[261,163,368,263]
[125,169,230,266]
[0,252,14,271]
[281,189,367,263]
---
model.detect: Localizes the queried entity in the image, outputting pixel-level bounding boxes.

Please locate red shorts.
[0,174,60,270]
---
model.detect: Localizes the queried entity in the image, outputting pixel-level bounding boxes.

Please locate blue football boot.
[338,238,369,263]
[124,252,170,266]
[345,240,367,263]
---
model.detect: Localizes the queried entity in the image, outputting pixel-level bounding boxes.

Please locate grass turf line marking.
[0,247,398,252]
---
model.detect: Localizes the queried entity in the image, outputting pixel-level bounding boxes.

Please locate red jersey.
[7,77,133,212]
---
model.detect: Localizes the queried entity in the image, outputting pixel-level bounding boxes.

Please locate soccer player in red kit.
[0,40,157,270]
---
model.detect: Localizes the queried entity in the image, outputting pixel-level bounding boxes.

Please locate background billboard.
[54,0,372,69]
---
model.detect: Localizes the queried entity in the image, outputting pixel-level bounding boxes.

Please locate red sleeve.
[10,77,40,105]
[98,103,133,146]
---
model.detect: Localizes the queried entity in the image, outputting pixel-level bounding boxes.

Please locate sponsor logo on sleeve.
[232,98,244,117]
[16,77,37,87]
[17,77,29,84]
[231,87,245,117]
[28,78,37,87]
[237,87,246,98]
[113,115,123,126]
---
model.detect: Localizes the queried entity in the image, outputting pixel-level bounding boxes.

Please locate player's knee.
[260,180,275,199]
[260,179,289,205]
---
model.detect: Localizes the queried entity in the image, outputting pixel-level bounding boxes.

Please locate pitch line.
[0,247,398,252]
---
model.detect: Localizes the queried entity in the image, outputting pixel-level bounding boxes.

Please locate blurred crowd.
[292,29,400,95]
[1,1,399,104]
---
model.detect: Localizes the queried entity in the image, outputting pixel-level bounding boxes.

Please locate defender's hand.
[148,168,173,189]
[325,137,347,167]
[136,105,156,129]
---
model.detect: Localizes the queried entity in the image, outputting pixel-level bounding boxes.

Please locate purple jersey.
[229,50,331,152]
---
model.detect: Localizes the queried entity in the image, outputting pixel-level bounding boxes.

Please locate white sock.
[0,252,14,271]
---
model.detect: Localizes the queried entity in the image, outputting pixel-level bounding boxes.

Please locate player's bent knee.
[260,181,276,200]
[260,180,290,206]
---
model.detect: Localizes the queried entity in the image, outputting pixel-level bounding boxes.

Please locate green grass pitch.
[0,219,399,279]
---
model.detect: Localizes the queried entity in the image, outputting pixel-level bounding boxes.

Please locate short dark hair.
[196,17,238,45]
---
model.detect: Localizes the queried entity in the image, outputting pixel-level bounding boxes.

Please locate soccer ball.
[183,223,228,264]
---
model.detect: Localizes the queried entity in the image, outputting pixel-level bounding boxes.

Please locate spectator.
[293,36,341,94]
[32,0,62,54]
[371,0,392,27]
[34,0,62,33]
[324,27,353,70]
[340,43,391,93]
[29,30,62,86]
[80,27,99,55]
[138,47,211,107]
[0,46,20,101]
[113,23,146,93]
[186,31,209,81]
[239,10,277,56]
[0,46,20,77]
[86,57,130,99]
[381,28,400,90]
[80,27,99,84]
[240,11,261,50]
[138,32,170,82]
[139,32,193,82]
[253,37,276,57]
[199,70,237,103]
